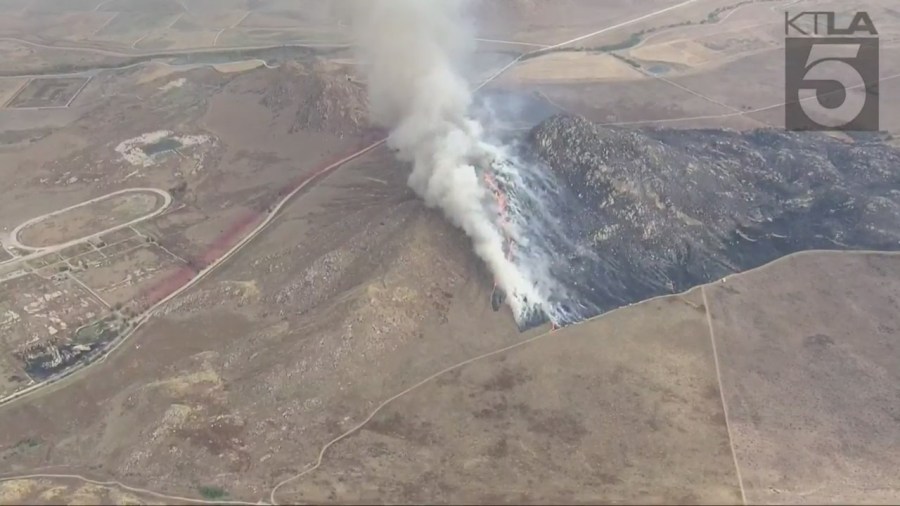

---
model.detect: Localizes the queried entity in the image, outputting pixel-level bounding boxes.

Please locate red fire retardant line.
[482,171,514,285]
[137,133,386,309]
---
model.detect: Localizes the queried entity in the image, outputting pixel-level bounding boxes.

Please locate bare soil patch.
[498,52,644,84]
[6,78,89,109]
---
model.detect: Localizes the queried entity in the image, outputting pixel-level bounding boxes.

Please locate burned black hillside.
[524,115,900,320]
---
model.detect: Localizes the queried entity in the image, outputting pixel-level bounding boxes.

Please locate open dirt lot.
[706,252,900,504]
[5,77,88,109]
[78,242,183,310]
[278,285,742,504]
[497,52,645,84]
[0,78,27,108]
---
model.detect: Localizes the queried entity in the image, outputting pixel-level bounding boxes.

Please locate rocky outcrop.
[261,61,368,137]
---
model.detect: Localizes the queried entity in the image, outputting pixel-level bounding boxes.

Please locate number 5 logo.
[798,44,867,128]
[785,37,879,131]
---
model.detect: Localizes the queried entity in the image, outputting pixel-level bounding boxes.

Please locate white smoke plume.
[353,0,545,323]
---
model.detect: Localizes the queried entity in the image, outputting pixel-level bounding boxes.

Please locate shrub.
[198,486,227,500]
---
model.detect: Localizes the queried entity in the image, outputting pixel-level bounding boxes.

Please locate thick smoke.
[354,0,548,323]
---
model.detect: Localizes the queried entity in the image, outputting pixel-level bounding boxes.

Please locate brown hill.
[260,61,368,138]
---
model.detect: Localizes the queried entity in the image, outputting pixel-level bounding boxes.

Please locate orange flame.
[484,170,558,329]
[483,170,516,293]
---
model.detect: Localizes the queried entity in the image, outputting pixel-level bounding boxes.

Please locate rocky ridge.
[524,114,900,314]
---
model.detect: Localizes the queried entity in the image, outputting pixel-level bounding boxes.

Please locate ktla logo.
[784,11,879,131]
